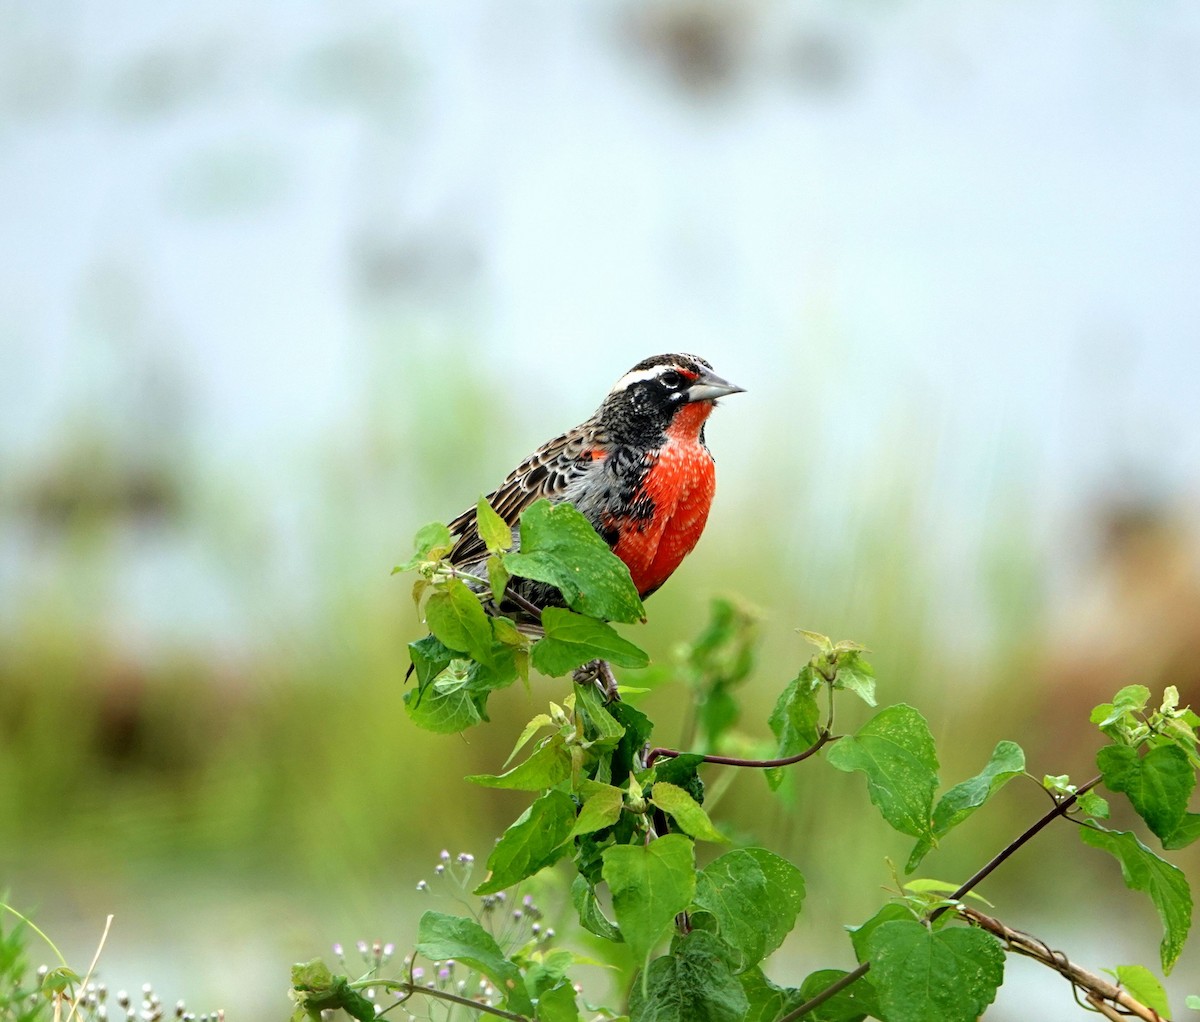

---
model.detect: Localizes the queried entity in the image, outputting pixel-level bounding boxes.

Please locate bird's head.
[598,353,744,445]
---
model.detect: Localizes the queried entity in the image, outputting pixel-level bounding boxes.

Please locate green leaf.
[408,633,455,688]
[394,521,454,571]
[693,848,805,971]
[739,969,806,1022]
[1186,993,1200,1009]
[291,957,333,989]
[525,948,580,997]
[907,740,1025,872]
[834,652,876,707]
[602,834,696,968]
[795,968,879,1022]
[847,904,917,963]
[903,878,993,908]
[766,665,822,790]
[505,713,554,767]
[1165,813,1200,850]
[826,704,940,841]
[474,790,576,896]
[403,659,485,733]
[503,499,646,623]
[628,930,749,1022]
[567,784,625,840]
[652,783,728,843]
[1077,790,1111,819]
[416,911,534,1015]
[1092,685,1153,731]
[39,965,81,996]
[1080,825,1193,973]
[532,607,649,676]
[800,629,833,652]
[1104,965,1170,1018]
[574,681,628,749]
[686,597,758,746]
[654,754,706,806]
[571,874,622,942]
[416,520,454,553]
[536,979,581,1022]
[1098,743,1195,846]
[696,685,739,749]
[610,699,655,782]
[290,960,377,1022]
[487,554,512,603]
[865,919,1005,1022]
[477,495,514,553]
[466,735,572,790]
[425,578,494,663]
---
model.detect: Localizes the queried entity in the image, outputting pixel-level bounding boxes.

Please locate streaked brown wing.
[446,426,604,567]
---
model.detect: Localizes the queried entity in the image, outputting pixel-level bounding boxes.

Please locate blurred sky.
[5,1,1200,603]
[2,1,1200,1015]
[4,2,1200,655]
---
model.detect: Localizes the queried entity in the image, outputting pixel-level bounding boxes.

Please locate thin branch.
[776,963,869,1022]
[646,729,838,771]
[374,980,529,1022]
[960,906,1169,1022]
[929,774,1102,923]
[779,773,1105,1021]
[501,583,544,622]
[643,654,846,773]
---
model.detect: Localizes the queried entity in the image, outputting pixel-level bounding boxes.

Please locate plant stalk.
[777,773,1104,1022]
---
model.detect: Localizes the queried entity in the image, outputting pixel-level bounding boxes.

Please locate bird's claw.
[573,659,621,703]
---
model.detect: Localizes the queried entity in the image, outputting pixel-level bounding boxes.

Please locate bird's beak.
[685,369,746,404]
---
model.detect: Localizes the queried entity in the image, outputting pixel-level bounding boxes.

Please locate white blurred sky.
[2,6,1200,1014]
[2,1,1200,647]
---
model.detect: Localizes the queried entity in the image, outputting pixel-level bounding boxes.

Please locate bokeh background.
[3,1,1200,1017]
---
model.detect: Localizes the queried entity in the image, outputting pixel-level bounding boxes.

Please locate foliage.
[3,494,1200,1018]
[286,500,1200,1020]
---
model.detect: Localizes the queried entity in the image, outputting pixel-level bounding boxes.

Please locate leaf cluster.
[299,503,1200,1022]
[401,499,649,733]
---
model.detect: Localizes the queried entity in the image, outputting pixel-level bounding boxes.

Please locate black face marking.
[598,354,713,447]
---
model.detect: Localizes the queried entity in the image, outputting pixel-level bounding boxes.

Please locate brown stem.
[501,584,544,621]
[929,774,1102,923]
[777,962,870,1022]
[377,980,529,1021]
[777,773,1105,1021]
[959,906,1170,1022]
[645,729,837,771]
[647,684,838,771]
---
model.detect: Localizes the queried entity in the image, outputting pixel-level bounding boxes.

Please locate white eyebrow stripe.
[609,364,676,393]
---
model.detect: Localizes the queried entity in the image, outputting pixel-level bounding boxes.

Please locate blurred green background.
[3,2,1199,1017]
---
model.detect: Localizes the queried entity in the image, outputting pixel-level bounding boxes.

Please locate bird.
[443,353,744,619]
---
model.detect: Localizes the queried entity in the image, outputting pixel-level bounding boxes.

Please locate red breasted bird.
[445,353,744,616]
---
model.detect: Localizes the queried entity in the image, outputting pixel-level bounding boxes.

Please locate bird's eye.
[659,370,684,388]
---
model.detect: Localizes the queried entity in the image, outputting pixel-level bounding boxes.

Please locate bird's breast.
[609,437,716,598]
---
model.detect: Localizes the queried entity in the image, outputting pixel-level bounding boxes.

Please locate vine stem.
[374,980,529,1021]
[776,773,1104,1022]
[957,906,1169,1022]
[501,585,544,622]
[645,730,837,771]
[646,678,838,771]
